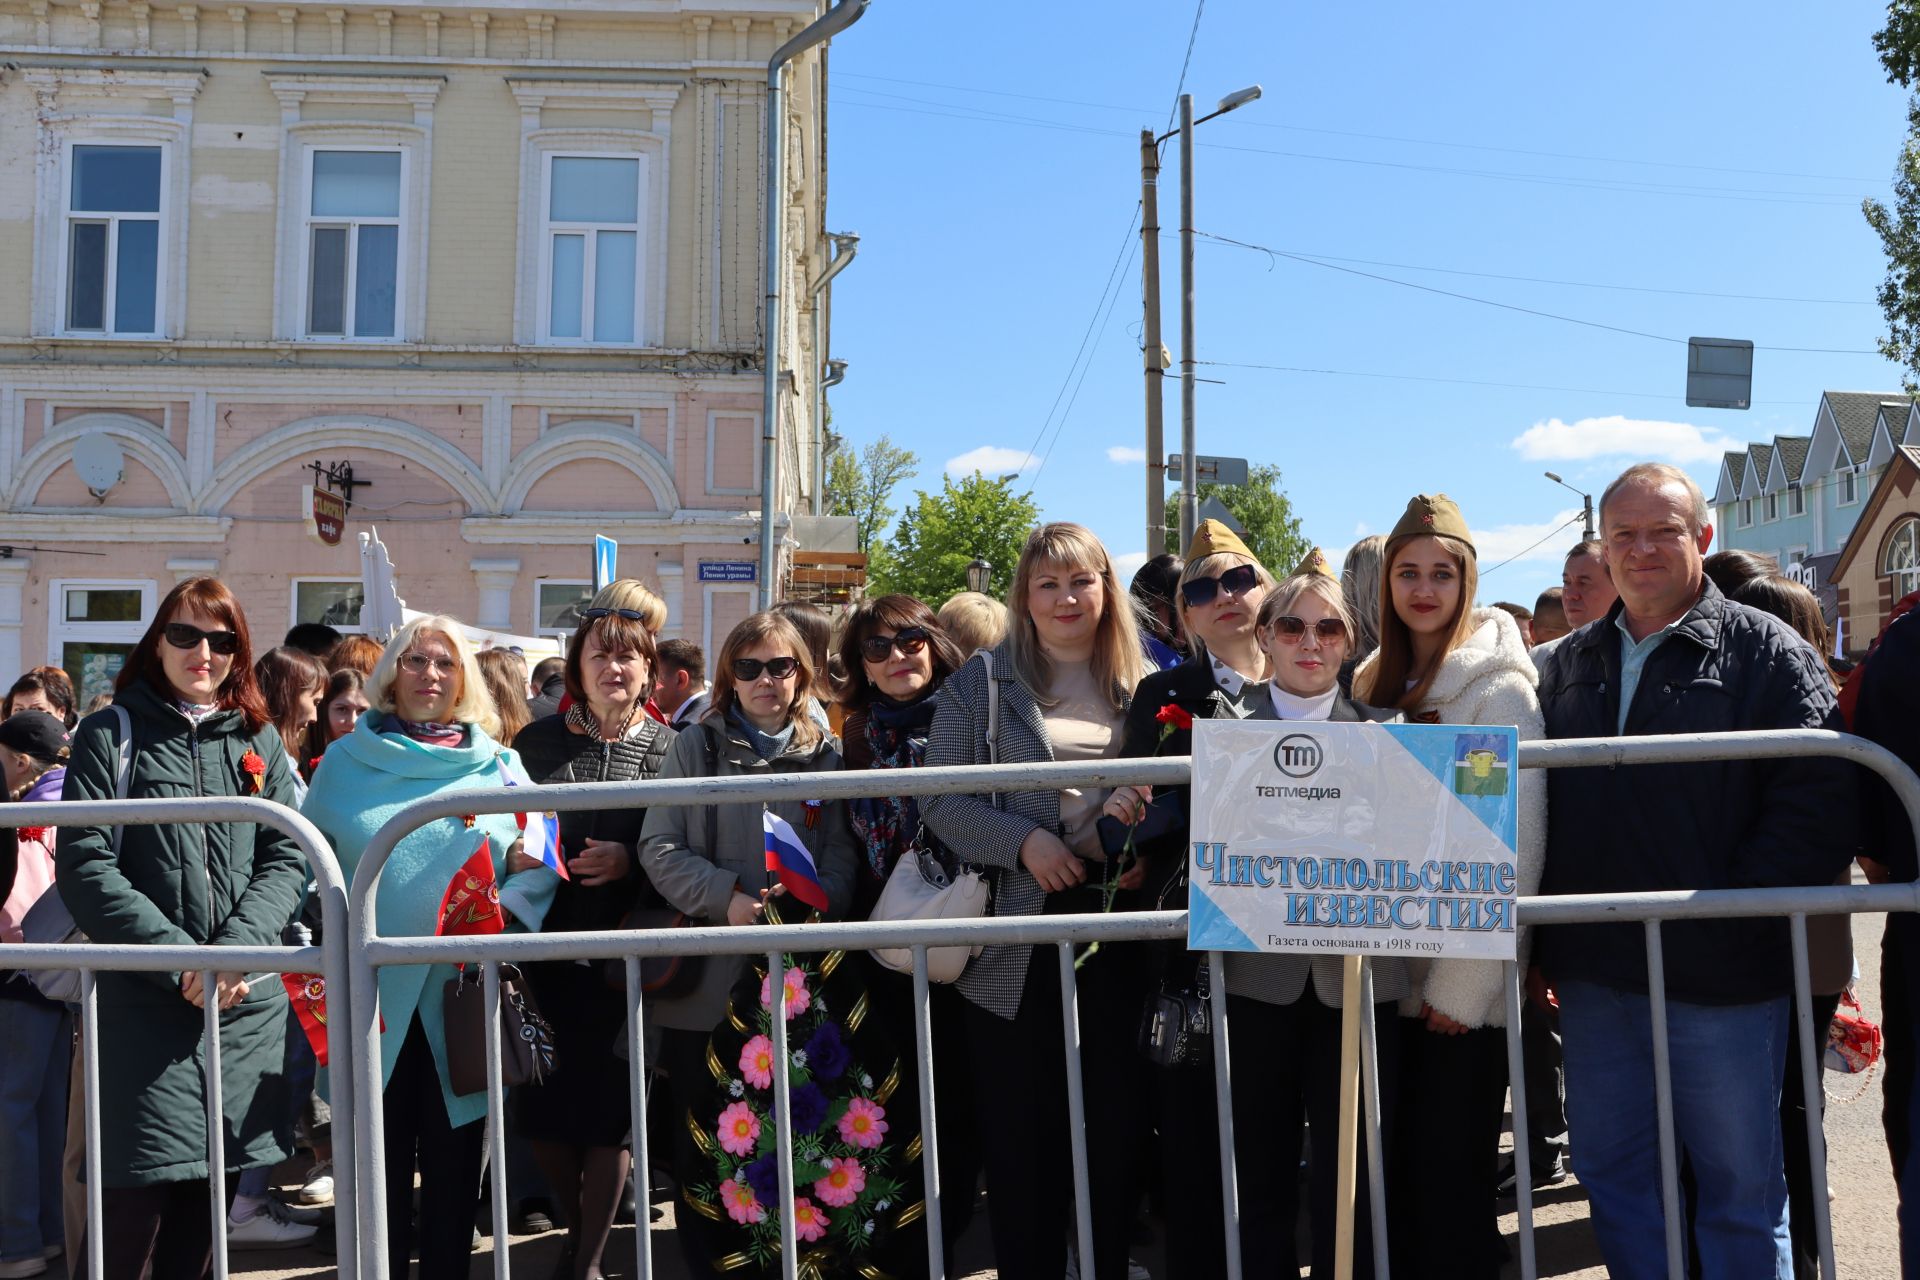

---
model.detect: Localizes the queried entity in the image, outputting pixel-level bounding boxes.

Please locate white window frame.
[536,151,649,348]
[290,577,368,635]
[1886,518,1920,601]
[1764,493,1778,522]
[59,139,169,339]
[1840,465,1861,506]
[1787,482,1804,517]
[533,578,594,640]
[298,146,408,343]
[48,578,157,701]
[1738,498,1752,529]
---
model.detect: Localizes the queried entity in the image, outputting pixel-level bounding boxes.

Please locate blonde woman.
[1355,495,1545,1279]
[303,615,559,1280]
[922,522,1146,1280]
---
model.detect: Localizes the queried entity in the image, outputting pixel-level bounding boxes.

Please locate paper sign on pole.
[1188,719,1519,961]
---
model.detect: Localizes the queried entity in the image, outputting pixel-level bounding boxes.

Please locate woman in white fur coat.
[1355,493,1546,1279]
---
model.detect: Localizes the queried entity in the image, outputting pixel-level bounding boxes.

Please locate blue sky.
[823,0,1911,600]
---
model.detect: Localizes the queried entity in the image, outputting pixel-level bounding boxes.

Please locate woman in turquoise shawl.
[304,616,558,1280]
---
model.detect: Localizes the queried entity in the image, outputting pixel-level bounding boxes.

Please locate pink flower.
[719,1177,765,1225]
[837,1096,888,1150]
[812,1156,866,1208]
[791,1196,829,1243]
[738,1035,774,1090]
[759,967,812,1019]
[716,1101,761,1157]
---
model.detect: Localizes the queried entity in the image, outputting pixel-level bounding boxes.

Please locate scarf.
[848,694,936,881]
[388,717,467,747]
[174,698,218,723]
[727,706,794,761]
[566,701,642,743]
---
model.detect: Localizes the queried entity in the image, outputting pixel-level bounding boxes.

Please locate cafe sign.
[303,484,347,547]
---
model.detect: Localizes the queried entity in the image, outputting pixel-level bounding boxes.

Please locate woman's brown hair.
[1004,522,1146,714]
[477,648,534,744]
[117,577,271,734]
[4,666,77,726]
[1356,533,1481,712]
[254,645,329,756]
[563,613,659,711]
[328,634,384,676]
[835,594,965,711]
[705,611,822,748]
[1731,575,1840,688]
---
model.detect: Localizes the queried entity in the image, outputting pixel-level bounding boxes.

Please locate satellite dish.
[72,433,123,498]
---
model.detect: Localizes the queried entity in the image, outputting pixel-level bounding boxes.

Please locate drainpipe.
[809,231,860,516]
[760,0,870,609]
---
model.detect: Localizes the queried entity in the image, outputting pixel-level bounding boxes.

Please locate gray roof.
[1747,442,1774,488]
[1720,451,1746,493]
[1775,435,1811,484]
[1822,391,1913,463]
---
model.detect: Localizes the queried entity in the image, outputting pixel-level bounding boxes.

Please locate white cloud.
[1111,550,1149,581]
[945,445,1040,476]
[1471,508,1584,574]
[1510,415,1741,465]
[1106,446,1148,464]
[1352,521,1371,538]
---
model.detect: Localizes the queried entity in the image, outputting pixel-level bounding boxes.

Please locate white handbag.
[869,848,988,982]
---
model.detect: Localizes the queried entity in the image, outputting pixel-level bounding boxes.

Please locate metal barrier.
[343,730,1920,1280]
[3,796,356,1280]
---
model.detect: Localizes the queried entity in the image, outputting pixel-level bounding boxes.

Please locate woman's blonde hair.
[1004,522,1145,713]
[1256,572,1357,641]
[367,615,502,740]
[590,579,668,634]
[936,591,1010,656]
[476,647,532,744]
[1340,534,1388,659]
[705,611,823,749]
[1356,533,1480,712]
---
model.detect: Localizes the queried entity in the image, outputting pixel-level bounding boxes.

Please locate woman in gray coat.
[637,611,857,1269]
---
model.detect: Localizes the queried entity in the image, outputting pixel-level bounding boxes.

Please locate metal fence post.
[623,957,655,1280]
[1502,962,1536,1280]
[1358,962,1390,1279]
[483,962,511,1280]
[1206,949,1242,1280]
[768,949,800,1280]
[1056,943,1097,1279]
[81,972,103,1280]
[204,973,229,1280]
[911,947,946,1280]
[1789,914,1837,1279]
[1644,921,1685,1280]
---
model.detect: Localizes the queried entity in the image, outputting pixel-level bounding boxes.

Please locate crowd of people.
[0,457,1917,1280]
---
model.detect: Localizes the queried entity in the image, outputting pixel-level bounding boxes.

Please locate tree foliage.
[823,432,919,556]
[1867,4,1920,390]
[872,472,1041,604]
[1163,463,1310,573]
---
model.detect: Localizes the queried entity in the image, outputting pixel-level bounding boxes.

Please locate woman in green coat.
[56,577,309,1280]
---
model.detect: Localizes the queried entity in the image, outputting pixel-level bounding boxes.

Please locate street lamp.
[966,558,992,594]
[1544,472,1597,541]
[1138,84,1262,554]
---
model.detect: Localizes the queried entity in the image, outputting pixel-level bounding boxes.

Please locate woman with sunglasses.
[637,611,857,1270]
[1354,495,1545,1279]
[303,615,560,1280]
[833,595,979,1273]
[510,607,675,1280]
[921,522,1148,1280]
[54,578,310,1280]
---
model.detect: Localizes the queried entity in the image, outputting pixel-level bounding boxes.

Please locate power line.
[1162,0,1207,140]
[1483,515,1587,575]
[1196,359,1807,405]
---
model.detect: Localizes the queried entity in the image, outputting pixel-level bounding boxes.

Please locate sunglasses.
[731,656,800,682]
[1267,615,1348,645]
[581,607,648,623]
[860,626,930,664]
[1180,563,1260,609]
[163,622,240,655]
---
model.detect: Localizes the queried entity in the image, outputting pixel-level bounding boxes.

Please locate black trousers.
[964,945,1142,1280]
[1225,993,1400,1280]
[98,1181,215,1280]
[657,1025,722,1274]
[1518,997,1569,1166]
[384,1016,487,1280]
[1390,1019,1508,1280]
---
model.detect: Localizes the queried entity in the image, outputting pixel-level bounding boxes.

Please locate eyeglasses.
[860,626,930,664]
[1267,615,1348,645]
[399,652,459,677]
[163,622,240,655]
[731,656,800,682]
[1180,563,1260,609]
[580,607,649,623]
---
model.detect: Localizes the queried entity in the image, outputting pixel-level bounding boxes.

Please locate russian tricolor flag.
[763,810,828,912]
[500,759,567,881]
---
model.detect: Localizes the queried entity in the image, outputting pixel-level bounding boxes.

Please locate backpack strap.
[108,703,132,855]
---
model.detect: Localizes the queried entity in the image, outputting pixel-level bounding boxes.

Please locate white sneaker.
[228,1199,319,1250]
[296,1161,334,1206]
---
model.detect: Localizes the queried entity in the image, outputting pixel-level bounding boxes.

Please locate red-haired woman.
[54,578,310,1280]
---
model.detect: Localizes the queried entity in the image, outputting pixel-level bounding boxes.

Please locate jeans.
[0,999,70,1263]
[1558,978,1792,1280]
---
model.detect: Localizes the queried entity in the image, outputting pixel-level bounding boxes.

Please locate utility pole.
[1178,92,1198,553]
[1141,128,1166,557]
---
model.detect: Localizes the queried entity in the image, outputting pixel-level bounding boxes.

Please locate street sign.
[698,561,757,583]
[1196,496,1246,536]
[302,485,346,546]
[1165,454,1250,487]
[593,535,617,592]
[1686,337,1753,410]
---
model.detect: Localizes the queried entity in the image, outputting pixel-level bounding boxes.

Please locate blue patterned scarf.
[848,694,936,881]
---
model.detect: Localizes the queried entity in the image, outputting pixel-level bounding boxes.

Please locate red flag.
[438,838,505,937]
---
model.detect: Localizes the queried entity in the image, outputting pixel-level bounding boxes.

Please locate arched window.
[1884,517,1920,600]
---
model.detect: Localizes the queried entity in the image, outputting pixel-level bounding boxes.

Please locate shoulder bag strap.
[980,651,1002,810]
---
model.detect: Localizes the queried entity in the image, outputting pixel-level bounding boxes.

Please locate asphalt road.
[233,908,1905,1279]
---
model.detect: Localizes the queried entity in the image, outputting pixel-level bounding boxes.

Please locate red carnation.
[1154,704,1194,731]
[240,749,266,795]
[17,826,48,844]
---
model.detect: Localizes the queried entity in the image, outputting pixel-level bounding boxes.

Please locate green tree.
[874,472,1041,602]
[823,432,919,555]
[1163,463,1310,572]
[1867,3,1920,390]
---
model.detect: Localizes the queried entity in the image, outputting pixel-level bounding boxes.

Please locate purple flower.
[804,1022,851,1082]
[790,1082,830,1135]
[743,1153,779,1205]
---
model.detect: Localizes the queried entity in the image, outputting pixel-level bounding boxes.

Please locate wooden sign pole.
[1333,953,1365,1280]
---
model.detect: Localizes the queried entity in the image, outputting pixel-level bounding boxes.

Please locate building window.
[1787,483,1804,516]
[304,149,403,340]
[1739,499,1752,528]
[50,579,155,703]
[1841,466,1860,505]
[1764,493,1778,522]
[535,580,593,639]
[1886,518,1920,601]
[64,144,164,337]
[292,578,366,633]
[540,155,645,345]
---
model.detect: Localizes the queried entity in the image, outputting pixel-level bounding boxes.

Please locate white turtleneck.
[1267,681,1338,722]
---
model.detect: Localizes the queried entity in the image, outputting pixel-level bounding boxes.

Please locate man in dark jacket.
[526,656,566,720]
[1852,607,1920,1269]
[1535,462,1855,1280]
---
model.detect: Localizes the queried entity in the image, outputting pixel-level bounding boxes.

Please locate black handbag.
[1140,956,1212,1069]
[443,963,557,1095]
[605,905,705,998]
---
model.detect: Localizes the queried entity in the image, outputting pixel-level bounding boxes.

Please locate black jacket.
[1534,581,1857,1003]
[1118,656,1246,904]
